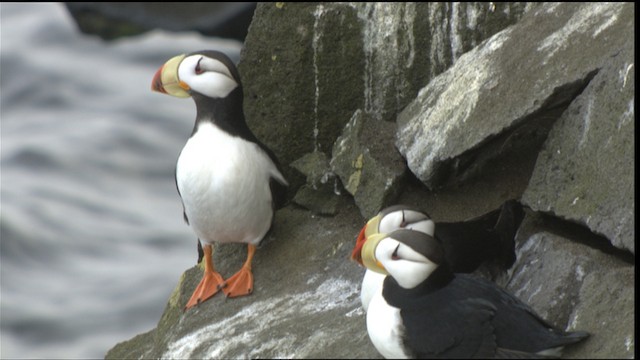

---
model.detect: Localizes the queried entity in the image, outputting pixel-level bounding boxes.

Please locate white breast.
[367,284,409,359]
[361,270,386,312]
[176,122,286,245]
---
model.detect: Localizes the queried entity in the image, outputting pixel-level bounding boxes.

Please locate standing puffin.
[359,229,590,358]
[151,50,288,309]
[351,200,524,311]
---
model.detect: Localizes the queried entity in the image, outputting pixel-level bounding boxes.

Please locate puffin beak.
[151,67,168,94]
[364,214,382,238]
[350,214,382,265]
[350,225,368,264]
[151,54,191,98]
[361,233,389,275]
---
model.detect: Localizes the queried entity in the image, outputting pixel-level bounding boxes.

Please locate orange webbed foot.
[185,269,225,309]
[222,244,257,298]
[184,243,225,310]
[222,267,254,298]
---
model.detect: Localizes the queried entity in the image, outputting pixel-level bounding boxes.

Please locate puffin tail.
[561,330,590,344]
[536,330,590,358]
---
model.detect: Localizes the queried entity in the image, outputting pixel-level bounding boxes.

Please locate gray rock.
[240,3,530,187]
[290,151,336,191]
[396,2,634,190]
[503,230,591,328]
[564,266,635,359]
[498,214,630,329]
[290,151,342,216]
[522,36,635,254]
[292,185,342,216]
[347,2,533,123]
[239,2,364,187]
[106,204,379,359]
[331,109,406,219]
[493,213,635,359]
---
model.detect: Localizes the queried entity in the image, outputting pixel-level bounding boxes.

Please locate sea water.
[0,3,242,358]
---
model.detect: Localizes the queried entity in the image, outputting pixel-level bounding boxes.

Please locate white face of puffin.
[378,209,435,236]
[374,236,439,289]
[178,54,239,98]
[152,53,239,99]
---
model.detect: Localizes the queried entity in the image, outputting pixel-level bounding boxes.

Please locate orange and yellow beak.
[151,54,191,98]
[351,225,367,264]
[351,214,382,264]
[350,214,387,274]
[360,233,388,275]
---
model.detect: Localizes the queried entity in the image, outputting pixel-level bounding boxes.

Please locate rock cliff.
[103,3,634,358]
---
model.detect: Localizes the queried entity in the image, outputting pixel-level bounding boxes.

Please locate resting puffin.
[351,200,524,311]
[151,50,288,309]
[360,229,590,358]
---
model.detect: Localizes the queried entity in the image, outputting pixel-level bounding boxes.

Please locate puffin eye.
[392,244,400,260]
[195,57,204,75]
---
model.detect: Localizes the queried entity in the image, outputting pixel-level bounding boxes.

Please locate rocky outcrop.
[498,213,635,358]
[330,109,407,219]
[396,2,630,191]
[106,2,634,359]
[106,203,380,359]
[290,151,341,216]
[521,35,635,254]
[239,2,533,198]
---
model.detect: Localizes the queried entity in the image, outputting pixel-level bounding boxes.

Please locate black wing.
[175,170,189,225]
[455,275,589,354]
[175,169,203,263]
[436,200,524,273]
[402,297,499,358]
